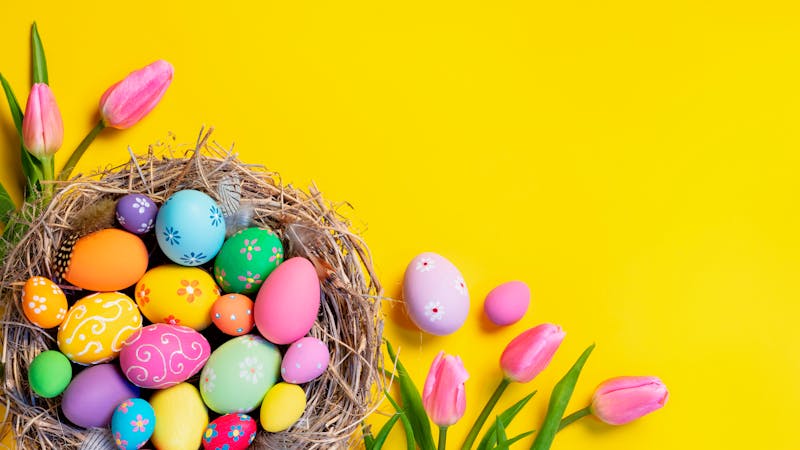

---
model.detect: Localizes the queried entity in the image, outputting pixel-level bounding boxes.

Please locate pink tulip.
[422,351,469,427]
[22,83,63,157]
[591,376,669,425]
[99,60,173,129]
[500,323,565,383]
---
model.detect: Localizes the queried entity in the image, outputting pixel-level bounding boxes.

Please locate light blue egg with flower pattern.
[111,398,155,450]
[156,190,226,266]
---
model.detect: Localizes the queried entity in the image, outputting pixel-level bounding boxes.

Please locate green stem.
[58,120,105,180]
[38,155,54,204]
[460,377,512,450]
[557,406,591,432]
[438,426,448,450]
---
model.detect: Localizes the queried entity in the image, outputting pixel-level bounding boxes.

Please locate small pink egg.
[484,281,530,326]
[281,337,330,384]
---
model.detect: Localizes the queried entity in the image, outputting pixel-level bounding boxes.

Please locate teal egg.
[28,350,72,398]
[213,227,283,295]
[111,398,155,450]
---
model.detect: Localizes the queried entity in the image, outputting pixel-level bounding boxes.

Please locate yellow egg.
[259,382,307,432]
[150,383,208,450]
[135,265,221,331]
[21,276,68,328]
[57,292,142,364]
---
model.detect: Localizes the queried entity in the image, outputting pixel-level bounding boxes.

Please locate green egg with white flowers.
[29,350,72,398]
[213,227,284,295]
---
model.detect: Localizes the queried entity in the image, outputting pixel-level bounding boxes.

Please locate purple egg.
[116,194,158,234]
[403,252,470,335]
[62,364,140,428]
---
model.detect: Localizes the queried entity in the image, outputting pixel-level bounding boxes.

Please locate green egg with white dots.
[29,350,72,398]
[213,227,284,295]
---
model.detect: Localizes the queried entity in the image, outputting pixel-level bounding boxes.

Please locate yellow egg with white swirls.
[57,292,142,365]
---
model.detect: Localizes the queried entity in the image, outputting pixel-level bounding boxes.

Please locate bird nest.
[0,131,384,449]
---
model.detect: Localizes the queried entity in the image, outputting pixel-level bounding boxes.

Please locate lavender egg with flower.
[403,252,470,335]
[155,189,226,266]
[116,193,158,234]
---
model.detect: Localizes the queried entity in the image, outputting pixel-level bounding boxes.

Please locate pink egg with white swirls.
[403,252,470,335]
[120,323,211,389]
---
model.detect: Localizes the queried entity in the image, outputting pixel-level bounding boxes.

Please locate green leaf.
[31,22,49,85]
[0,182,17,224]
[530,344,595,450]
[477,390,537,450]
[0,73,24,136]
[372,413,402,450]
[496,417,508,446]
[385,390,416,450]
[363,422,376,450]
[385,339,436,450]
[0,73,43,197]
[493,431,536,450]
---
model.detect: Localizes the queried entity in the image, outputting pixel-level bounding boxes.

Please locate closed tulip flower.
[99,59,173,129]
[22,83,63,158]
[591,376,669,425]
[423,351,468,449]
[500,323,565,383]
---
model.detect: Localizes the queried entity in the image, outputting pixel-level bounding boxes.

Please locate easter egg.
[21,276,67,328]
[111,398,155,450]
[484,281,530,326]
[254,257,320,345]
[155,189,226,266]
[213,227,284,295]
[259,382,306,432]
[120,323,211,389]
[280,337,330,384]
[211,294,254,336]
[58,292,142,364]
[202,413,257,450]
[63,228,148,291]
[28,350,72,398]
[199,334,281,414]
[135,265,220,331]
[62,364,140,428]
[150,383,208,450]
[403,252,470,335]
[116,193,158,234]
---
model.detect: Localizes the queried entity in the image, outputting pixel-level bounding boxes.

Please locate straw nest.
[0,130,384,449]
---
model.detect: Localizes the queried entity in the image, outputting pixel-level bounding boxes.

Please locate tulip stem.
[58,120,105,180]
[460,377,511,450]
[557,406,591,432]
[438,426,448,450]
[38,155,54,203]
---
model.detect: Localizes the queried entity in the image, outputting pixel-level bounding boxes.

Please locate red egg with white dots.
[211,294,254,336]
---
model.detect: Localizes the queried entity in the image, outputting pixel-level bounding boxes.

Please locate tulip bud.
[22,83,63,157]
[500,323,565,383]
[99,60,173,129]
[422,351,469,427]
[591,376,669,425]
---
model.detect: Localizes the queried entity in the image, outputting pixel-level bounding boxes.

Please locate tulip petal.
[591,376,669,425]
[99,60,173,129]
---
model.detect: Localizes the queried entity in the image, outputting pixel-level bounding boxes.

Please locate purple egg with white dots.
[280,337,330,384]
[116,193,158,234]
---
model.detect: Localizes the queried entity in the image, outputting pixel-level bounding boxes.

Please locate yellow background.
[1,1,798,449]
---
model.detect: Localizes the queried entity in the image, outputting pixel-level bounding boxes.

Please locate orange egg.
[63,228,148,292]
[22,276,68,328]
[211,294,254,336]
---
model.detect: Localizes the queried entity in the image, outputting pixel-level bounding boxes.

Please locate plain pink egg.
[484,281,530,326]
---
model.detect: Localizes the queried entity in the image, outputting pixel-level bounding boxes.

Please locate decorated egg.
[260,382,306,432]
[28,350,72,398]
[211,294,254,336]
[281,337,330,384]
[62,228,148,291]
[21,276,67,328]
[155,189,226,266]
[120,323,211,389]
[150,383,208,450]
[199,334,281,414]
[58,292,142,364]
[116,193,158,234]
[61,364,140,428]
[111,398,155,450]
[484,281,530,326]
[202,413,257,450]
[135,265,220,331]
[254,257,320,345]
[213,227,284,295]
[403,252,470,335]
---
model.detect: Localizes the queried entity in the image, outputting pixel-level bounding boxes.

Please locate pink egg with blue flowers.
[403,252,470,335]
[281,336,330,384]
